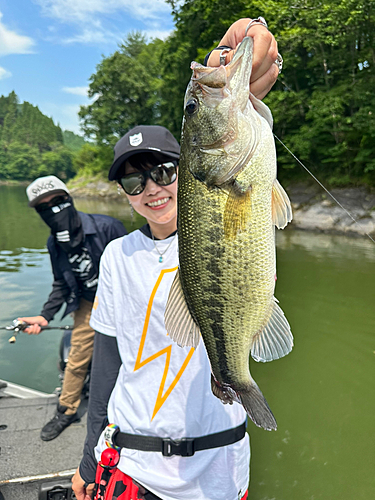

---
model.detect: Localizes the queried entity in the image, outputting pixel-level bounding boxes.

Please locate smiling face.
[121,155,178,239]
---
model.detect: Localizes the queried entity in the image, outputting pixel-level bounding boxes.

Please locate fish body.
[165,37,293,431]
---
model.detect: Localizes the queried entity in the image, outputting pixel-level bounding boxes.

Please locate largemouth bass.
[165,37,293,431]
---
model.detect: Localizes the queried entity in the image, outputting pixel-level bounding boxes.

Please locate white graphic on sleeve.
[68,246,98,289]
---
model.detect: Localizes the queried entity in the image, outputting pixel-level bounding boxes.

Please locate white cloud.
[0,12,35,56]
[60,104,85,134]
[62,27,118,45]
[146,29,173,41]
[35,0,171,24]
[0,66,12,80]
[40,101,84,135]
[35,0,172,45]
[62,86,89,96]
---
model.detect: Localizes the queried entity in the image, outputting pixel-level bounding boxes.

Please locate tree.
[79,33,165,146]
[0,91,85,181]
[74,0,375,185]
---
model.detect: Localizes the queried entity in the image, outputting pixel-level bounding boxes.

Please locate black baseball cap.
[108,125,180,181]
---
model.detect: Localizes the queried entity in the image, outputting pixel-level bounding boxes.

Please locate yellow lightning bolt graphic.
[134,267,195,420]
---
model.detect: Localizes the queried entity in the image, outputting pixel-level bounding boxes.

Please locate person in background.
[19,175,127,441]
[72,17,281,500]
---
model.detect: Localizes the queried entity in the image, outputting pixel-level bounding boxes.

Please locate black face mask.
[38,196,83,252]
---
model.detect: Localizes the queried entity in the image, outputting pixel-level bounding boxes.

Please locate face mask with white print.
[38,196,84,252]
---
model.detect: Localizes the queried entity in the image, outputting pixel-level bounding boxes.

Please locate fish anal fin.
[164,269,201,348]
[251,297,294,362]
[238,381,277,431]
[224,187,251,240]
[272,179,293,229]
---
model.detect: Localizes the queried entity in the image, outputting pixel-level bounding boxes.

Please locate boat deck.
[0,382,87,499]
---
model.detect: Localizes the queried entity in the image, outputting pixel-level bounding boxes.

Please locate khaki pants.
[59,298,94,415]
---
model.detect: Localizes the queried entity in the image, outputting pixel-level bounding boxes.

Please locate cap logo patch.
[32,180,55,196]
[129,133,143,147]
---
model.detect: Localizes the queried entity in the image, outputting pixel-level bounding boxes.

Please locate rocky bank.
[68,176,375,240]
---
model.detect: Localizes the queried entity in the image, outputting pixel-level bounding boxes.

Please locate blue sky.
[0,0,175,135]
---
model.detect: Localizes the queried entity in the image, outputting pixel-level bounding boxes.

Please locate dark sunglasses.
[35,194,69,213]
[119,162,178,196]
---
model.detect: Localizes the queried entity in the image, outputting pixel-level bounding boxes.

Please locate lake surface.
[0,184,374,499]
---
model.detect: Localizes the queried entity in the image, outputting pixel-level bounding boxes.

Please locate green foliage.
[63,130,86,152]
[37,145,75,180]
[264,0,375,185]
[4,0,375,186]
[73,143,113,177]
[77,0,375,185]
[79,33,165,146]
[0,92,84,181]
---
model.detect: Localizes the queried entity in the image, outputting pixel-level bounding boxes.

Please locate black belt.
[112,421,246,457]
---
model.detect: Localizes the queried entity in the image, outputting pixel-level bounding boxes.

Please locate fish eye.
[185,98,198,116]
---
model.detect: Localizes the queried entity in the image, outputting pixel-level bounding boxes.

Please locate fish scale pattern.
[170,36,293,430]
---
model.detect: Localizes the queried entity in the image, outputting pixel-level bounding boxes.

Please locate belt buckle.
[162,438,195,457]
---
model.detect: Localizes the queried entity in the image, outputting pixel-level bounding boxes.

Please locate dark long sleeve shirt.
[79,331,122,483]
[41,212,127,321]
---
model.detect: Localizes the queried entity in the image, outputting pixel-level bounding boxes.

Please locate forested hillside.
[2,1,374,187]
[0,91,84,181]
[78,0,375,187]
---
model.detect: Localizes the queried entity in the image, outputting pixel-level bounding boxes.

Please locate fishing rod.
[0,320,71,344]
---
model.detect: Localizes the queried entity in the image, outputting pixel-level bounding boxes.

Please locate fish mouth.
[146,197,171,209]
[190,37,253,111]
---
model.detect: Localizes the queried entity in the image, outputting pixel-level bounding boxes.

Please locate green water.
[0,185,374,498]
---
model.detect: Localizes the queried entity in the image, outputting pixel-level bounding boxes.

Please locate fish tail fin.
[239,381,277,431]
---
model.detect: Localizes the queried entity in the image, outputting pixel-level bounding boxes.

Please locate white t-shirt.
[90,229,250,500]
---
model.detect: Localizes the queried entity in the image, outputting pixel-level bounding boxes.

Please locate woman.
[73,17,280,500]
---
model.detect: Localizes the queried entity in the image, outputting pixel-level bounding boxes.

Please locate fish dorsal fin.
[272,179,293,229]
[164,269,201,348]
[223,185,252,239]
[251,297,294,362]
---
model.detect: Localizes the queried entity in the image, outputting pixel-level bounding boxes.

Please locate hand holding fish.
[206,18,279,99]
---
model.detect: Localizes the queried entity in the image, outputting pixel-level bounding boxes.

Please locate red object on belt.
[93,448,120,500]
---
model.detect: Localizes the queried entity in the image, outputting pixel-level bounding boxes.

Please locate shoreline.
[69,177,375,239]
[3,176,374,239]
[284,182,375,239]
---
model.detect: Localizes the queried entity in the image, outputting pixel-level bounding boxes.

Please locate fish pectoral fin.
[272,179,293,229]
[251,297,294,362]
[224,186,252,239]
[249,92,273,129]
[164,269,201,348]
[200,147,226,157]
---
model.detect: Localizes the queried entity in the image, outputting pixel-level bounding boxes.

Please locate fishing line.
[273,134,375,244]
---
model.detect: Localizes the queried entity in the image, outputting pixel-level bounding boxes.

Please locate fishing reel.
[5,319,28,343]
